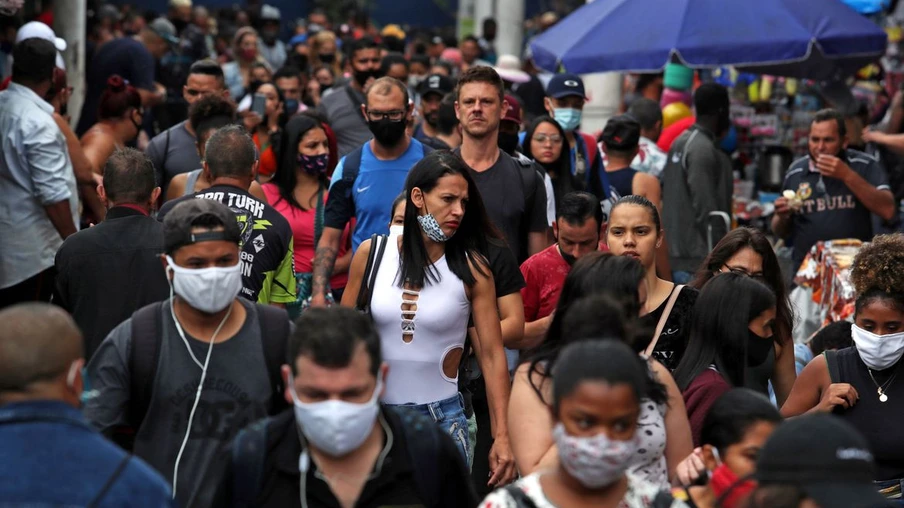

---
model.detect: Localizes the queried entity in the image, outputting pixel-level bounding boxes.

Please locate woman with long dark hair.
[673,273,776,446]
[690,227,797,406]
[485,341,685,507]
[522,116,583,212]
[244,80,286,182]
[264,115,351,317]
[341,151,515,485]
[509,252,694,487]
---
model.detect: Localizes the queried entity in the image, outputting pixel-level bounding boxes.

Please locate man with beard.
[773,109,895,267]
[413,73,454,147]
[311,77,431,307]
[519,192,601,348]
[320,37,383,156]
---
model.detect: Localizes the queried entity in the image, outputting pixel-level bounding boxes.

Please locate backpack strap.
[503,485,539,508]
[824,350,841,384]
[86,454,132,508]
[340,146,365,217]
[231,418,270,508]
[162,127,171,176]
[125,301,166,447]
[391,407,442,507]
[646,285,685,357]
[255,304,291,414]
[513,154,540,261]
[579,132,598,168]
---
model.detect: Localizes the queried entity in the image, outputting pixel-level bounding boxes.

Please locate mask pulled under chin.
[553,423,636,489]
[851,324,904,371]
[290,374,383,457]
[166,255,243,313]
[417,204,453,243]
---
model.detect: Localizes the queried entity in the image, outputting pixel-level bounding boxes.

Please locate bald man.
[0,303,174,506]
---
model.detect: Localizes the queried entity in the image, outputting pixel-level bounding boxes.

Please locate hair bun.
[107,75,126,92]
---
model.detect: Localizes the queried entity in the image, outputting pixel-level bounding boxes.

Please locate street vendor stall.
[792,239,862,340]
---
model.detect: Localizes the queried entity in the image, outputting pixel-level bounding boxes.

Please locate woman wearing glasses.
[522,116,583,214]
[690,227,797,406]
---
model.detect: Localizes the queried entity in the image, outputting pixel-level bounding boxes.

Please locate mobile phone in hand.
[251,93,267,117]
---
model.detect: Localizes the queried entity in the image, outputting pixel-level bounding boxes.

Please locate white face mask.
[851,324,904,371]
[165,255,243,314]
[389,224,404,238]
[553,423,638,489]
[289,374,382,457]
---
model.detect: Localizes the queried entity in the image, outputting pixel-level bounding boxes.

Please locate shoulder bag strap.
[355,234,387,313]
[824,350,840,384]
[314,187,325,246]
[646,284,685,357]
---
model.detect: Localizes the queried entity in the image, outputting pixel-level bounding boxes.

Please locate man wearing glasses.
[146,59,228,195]
[311,77,432,308]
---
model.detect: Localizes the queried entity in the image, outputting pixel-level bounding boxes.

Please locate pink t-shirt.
[263,183,351,289]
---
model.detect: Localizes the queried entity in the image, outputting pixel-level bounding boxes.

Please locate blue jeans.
[386,393,472,469]
[875,479,904,506]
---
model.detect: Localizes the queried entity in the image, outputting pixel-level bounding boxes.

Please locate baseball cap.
[418,74,454,98]
[494,54,529,84]
[170,0,192,7]
[755,415,890,508]
[260,5,281,21]
[163,199,241,254]
[381,24,406,40]
[600,114,641,150]
[503,94,522,125]
[430,35,444,45]
[546,73,586,100]
[16,21,66,70]
[149,17,180,46]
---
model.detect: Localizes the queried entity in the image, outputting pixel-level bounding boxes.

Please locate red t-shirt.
[682,368,732,447]
[520,244,571,322]
[262,183,351,289]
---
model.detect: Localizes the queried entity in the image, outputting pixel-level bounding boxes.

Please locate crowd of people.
[2,2,904,508]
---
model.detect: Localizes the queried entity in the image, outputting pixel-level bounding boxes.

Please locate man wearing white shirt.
[0,38,77,307]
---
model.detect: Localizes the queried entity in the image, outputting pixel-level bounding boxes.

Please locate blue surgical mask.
[553,107,582,132]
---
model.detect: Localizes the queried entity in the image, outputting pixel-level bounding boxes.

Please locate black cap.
[756,415,890,508]
[163,199,242,254]
[417,74,455,98]
[600,114,641,151]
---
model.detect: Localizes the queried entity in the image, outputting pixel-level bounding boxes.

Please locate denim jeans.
[386,393,472,469]
[875,478,904,506]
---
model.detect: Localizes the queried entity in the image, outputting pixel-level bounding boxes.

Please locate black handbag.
[355,234,388,314]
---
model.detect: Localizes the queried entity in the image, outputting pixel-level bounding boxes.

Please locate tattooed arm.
[310,226,343,307]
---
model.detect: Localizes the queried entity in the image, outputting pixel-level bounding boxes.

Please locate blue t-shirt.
[325,139,428,251]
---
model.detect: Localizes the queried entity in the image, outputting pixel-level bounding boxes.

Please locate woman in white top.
[342,151,515,485]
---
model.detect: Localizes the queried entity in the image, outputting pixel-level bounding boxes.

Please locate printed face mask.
[298,153,329,175]
[553,423,637,489]
[851,324,904,371]
[553,107,582,132]
[289,374,382,457]
[166,255,243,313]
[417,202,453,243]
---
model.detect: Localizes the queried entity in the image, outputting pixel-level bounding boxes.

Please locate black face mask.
[285,99,299,114]
[319,53,335,64]
[171,18,188,33]
[498,131,520,156]
[354,68,382,87]
[368,118,407,147]
[747,330,774,367]
[262,30,278,45]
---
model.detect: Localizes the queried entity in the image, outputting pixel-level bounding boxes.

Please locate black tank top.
[607,166,638,200]
[833,346,904,480]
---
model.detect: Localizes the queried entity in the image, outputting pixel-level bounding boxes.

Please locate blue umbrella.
[530,0,887,80]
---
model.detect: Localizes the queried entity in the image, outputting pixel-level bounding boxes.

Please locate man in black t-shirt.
[158,126,295,307]
[76,19,176,135]
[773,109,896,267]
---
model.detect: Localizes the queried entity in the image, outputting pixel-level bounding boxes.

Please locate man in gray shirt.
[319,37,382,156]
[84,199,291,507]
[145,59,229,193]
[661,83,734,283]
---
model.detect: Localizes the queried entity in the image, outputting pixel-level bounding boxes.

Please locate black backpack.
[230,406,449,507]
[111,301,290,450]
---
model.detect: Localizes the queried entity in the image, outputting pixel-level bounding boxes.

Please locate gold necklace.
[866,368,898,403]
